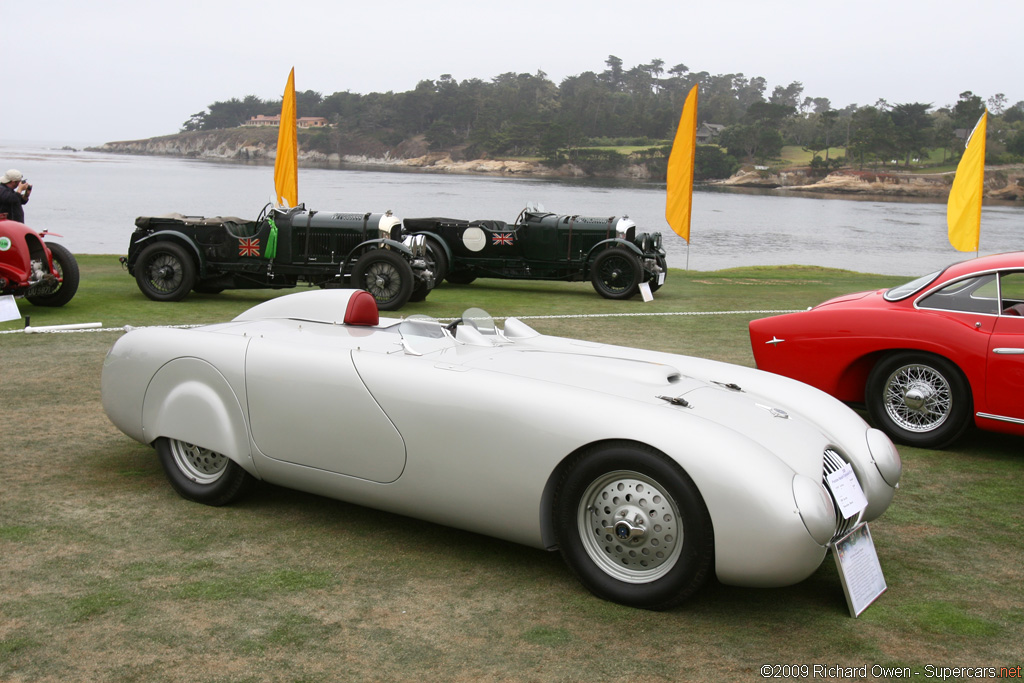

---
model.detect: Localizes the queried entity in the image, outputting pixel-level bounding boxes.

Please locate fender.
[141,357,259,478]
[409,231,453,262]
[586,239,645,261]
[129,230,207,278]
[342,239,413,265]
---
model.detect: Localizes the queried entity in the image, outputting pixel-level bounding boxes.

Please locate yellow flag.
[274,68,298,208]
[666,85,699,242]
[947,110,987,252]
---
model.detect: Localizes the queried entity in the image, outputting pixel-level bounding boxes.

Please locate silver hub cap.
[169,439,228,484]
[578,470,682,583]
[883,364,951,432]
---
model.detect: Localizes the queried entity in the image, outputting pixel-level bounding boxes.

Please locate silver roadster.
[101,289,901,609]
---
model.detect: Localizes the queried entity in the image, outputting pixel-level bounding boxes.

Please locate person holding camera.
[0,169,32,223]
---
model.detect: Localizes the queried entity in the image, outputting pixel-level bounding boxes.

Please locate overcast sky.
[7,0,1020,146]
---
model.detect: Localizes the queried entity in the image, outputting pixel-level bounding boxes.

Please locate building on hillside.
[243,115,329,128]
[696,123,726,144]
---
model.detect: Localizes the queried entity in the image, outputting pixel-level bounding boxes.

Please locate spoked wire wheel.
[882,363,952,433]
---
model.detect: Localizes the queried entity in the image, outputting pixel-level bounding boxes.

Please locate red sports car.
[749,252,1024,448]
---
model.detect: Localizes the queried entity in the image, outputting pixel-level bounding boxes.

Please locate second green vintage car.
[404,207,667,299]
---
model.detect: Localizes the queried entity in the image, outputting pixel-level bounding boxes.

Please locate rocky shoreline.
[90,133,1024,202]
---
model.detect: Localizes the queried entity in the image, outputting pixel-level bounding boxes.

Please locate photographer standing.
[0,169,32,223]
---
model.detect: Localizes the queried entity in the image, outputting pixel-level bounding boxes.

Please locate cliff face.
[717,167,1024,201]
[91,130,1024,200]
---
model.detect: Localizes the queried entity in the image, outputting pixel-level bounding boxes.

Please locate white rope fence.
[2,309,802,336]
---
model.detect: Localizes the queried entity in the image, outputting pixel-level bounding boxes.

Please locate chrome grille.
[823,448,861,542]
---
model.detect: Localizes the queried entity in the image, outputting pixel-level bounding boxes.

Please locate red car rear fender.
[0,221,55,284]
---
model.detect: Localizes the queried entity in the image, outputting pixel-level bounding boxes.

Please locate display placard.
[0,295,20,322]
[833,523,887,617]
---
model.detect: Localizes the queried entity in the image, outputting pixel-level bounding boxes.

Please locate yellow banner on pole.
[947,110,987,252]
[665,85,699,243]
[274,68,298,209]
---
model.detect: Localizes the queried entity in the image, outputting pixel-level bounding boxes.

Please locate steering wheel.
[445,318,463,333]
[256,202,273,225]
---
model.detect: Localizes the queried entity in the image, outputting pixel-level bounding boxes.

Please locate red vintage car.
[0,216,79,307]
[749,252,1024,448]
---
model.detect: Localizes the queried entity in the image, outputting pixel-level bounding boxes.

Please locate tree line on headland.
[179,56,1024,180]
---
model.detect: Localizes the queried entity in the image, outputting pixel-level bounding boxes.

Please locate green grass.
[2,258,1022,681]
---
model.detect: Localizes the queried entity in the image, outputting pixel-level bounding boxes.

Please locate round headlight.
[866,428,902,487]
[792,474,837,546]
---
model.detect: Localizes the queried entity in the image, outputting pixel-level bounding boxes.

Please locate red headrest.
[344,290,379,326]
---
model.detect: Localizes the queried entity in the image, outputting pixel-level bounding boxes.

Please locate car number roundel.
[462,227,487,252]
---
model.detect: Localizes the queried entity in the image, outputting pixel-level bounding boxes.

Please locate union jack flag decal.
[238,237,261,257]
[492,232,513,246]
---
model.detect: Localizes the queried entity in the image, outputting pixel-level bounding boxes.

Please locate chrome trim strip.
[993,348,1024,355]
[976,412,1024,425]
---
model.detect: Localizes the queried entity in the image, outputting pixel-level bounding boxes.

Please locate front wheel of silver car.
[866,352,973,449]
[554,442,714,610]
[156,437,252,506]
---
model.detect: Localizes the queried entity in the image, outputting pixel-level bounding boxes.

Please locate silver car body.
[102,289,900,590]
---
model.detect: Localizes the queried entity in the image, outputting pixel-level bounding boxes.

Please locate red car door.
[984,271,1024,422]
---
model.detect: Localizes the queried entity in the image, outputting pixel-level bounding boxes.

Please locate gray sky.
[7,0,1020,146]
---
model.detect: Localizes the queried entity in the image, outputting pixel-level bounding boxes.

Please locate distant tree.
[694,145,739,179]
[890,102,934,166]
[1003,101,1024,124]
[847,106,896,169]
[987,93,1008,115]
[952,91,986,129]
[769,81,804,108]
[720,124,783,162]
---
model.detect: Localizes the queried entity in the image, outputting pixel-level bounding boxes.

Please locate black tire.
[649,256,668,293]
[351,249,414,311]
[866,352,973,448]
[424,237,448,283]
[193,282,225,295]
[553,442,714,610]
[591,248,642,300]
[134,241,196,302]
[155,437,252,506]
[408,278,431,302]
[25,242,80,307]
[445,271,477,285]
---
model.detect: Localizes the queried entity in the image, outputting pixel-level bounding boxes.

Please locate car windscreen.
[884,270,942,301]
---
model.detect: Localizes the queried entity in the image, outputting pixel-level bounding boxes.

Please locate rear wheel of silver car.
[156,437,252,506]
[866,352,972,449]
[591,248,642,299]
[554,443,714,610]
[135,242,196,302]
[351,249,414,311]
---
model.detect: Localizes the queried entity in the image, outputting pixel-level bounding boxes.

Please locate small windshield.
[884,270,942,301]
[398,315,453,355]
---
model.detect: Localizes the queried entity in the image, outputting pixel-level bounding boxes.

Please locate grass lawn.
[2,258,1021,681]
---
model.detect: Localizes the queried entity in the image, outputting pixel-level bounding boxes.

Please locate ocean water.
[3,140,1023,276]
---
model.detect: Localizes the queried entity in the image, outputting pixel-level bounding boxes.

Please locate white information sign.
[833,523,887,617]
[639,282,654,302]
[825,462,868,519]
[0,295,20,322]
